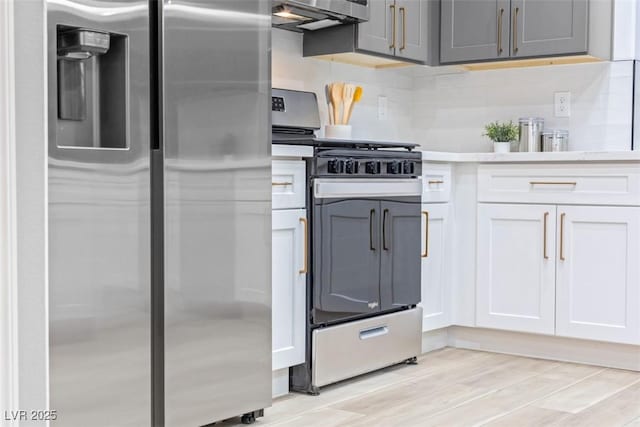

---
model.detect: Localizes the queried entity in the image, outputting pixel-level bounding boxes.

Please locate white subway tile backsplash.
[273,28,634,152]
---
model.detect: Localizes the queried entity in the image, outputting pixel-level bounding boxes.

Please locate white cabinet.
[556,206,640,345]
[420,203,452,331]
[476,203,557,335]
[272,209,307,370]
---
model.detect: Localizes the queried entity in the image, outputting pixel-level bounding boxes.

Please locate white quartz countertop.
[272,144,313,158]
[422,150,640,163]
[271,144,640,163]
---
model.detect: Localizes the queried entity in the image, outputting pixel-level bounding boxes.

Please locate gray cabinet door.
[380,202,421,311]
[395,0,428,62]
[358,0,396,56]
[314,200,381,315]
[511,0,588,58]
[441,0,511,63]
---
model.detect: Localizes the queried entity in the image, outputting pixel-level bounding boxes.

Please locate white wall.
[0,0,18,421]
[13,0,49,417]
[273,29,416,142]
[273,28,635,153]
[412,61,635,152]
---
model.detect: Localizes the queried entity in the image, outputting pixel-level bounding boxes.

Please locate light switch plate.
[378,96,388,121]
[554,92,571,117]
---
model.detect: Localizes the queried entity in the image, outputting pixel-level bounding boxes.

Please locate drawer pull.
[421,211,429,258]
[359,326,388,340]
[560,213,566,261]
[428,180,445,185]
[299,217,308,274]
[530,181,577,186]
[272,181,293,187]
[543,212,549,260]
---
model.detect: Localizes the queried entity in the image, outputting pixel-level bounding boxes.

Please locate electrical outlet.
[378,96,388,120]
[554,92,571,117]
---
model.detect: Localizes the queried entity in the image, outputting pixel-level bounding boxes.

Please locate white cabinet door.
[477,204,557,334]
[421,203,452,331]
[272,209,307,370]
[556,206,640,345]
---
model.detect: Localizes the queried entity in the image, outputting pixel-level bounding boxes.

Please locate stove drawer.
[312,307,422,388]
[273,160,306,210]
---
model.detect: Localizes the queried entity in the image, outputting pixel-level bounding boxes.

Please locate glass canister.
[518,117,545,152]
[542,130,569,152]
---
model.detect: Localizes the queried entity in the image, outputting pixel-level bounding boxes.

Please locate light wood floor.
[220,348,640,426]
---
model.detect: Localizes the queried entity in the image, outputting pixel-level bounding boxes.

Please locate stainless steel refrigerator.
[47,1,271,426]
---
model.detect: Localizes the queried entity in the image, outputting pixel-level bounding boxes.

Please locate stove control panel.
[316,154,421,177]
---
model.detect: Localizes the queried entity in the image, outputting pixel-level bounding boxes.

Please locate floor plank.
[533,368,640,414]
[558,380,640,427]
[417,363,603,427]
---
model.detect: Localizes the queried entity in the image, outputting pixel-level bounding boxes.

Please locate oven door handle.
[369,209,376,251]
[314,178,421,199]
[382,209,389,251]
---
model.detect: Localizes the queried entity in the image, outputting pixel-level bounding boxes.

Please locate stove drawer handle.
[359,326,388,340]
[369,209,376,251]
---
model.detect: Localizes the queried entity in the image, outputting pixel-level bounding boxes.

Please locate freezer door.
[47,1,151,426]
[162,1,272,426]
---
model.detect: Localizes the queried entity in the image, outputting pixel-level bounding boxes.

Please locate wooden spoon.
[345,85,362,125]
[342,84,356,126]
[331,82,344,126]
[325,84,334,125]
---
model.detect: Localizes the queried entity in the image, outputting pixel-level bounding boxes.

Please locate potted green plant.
[484,121,519,153]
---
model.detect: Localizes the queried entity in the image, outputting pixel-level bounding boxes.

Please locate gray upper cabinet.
[358,0,395,56]
[441,0,511,63]
[441,0,588,64]
[511,0,588,58]
[357,0,437,64]
[395,0,430,62]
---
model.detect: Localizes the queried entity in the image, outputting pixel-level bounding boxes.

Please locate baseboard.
[424,326,640,371]
[272,368,289,399]
[422,328,449,353]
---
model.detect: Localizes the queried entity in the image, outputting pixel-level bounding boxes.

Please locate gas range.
[273,88,423,395]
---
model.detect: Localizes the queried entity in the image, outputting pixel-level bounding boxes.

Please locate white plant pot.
[325,125,352,140]
[493,141,512,153]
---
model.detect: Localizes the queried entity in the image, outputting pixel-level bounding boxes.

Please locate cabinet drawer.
[272,160,306,210]
[478,164,640,206]
[422,162,452,202]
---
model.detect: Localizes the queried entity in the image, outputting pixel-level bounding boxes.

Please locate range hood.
[273,0,369,32]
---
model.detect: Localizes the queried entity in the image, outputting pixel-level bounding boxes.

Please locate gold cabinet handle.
[559,213,566,261]
[428,180,444,185]
[497,8,504,54]
[421,211,429,258]
[390,4,396,49]
[530,181,577,186]
[272,181,293,187]
[399,6,406,51]
[513,7,519,54]
[543,212,549,260]
[299,217,308,274]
